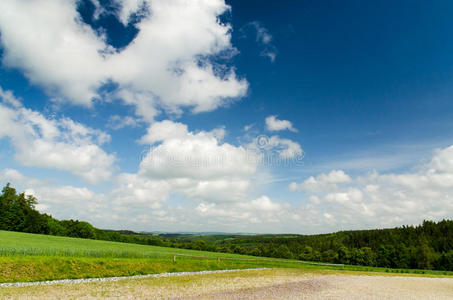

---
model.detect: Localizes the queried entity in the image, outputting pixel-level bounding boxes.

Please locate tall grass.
[0,230,255,259]
[0,247,164,258]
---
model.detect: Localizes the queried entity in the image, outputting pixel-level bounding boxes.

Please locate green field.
[1,230,452,283]
[0,230,255,258]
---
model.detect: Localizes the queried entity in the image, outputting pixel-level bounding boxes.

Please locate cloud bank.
[290,145,453,230]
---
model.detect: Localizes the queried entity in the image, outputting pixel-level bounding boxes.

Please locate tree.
[414,236,435,269]
[361,247,376,266]
[337,246,350,264]
[193,240,208,251]
[274,244,292,259]
[299,246,313,261]
[47,218,67,236]
[322,249,337,263]
[249,248,262,256]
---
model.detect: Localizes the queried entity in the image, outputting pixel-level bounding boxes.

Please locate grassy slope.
[0,230,249,258]
[1,230,452,283]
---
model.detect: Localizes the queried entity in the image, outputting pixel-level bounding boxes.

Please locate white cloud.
[139,120,256,181]
[0,87,115,184]
[111,173,170,208]
[267,136,303,159]
[195,195,285,224]
[107,115,140,130]
[246,134,303,161]
[0,0,247,121]
[136,120,263,208]
[249,195,281,212]
[429,145,453,173]
[129,120,299,227]
[113,0,147,25]
[265,115,297,132]
[289,144,453,230]
[0,88,21,107]
[103,120,299,227]
[289,170,351,192]
[0,0,109,106]
[0,168,44,187]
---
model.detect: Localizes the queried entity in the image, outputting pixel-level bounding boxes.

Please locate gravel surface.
[1,268,452,299]
[0,268,269,288]
[191,274,453,300]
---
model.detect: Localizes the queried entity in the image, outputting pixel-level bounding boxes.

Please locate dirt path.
[1,269,452,299]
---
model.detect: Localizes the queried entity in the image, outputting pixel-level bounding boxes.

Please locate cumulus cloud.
[139,120,256,181]
[0,0,248,121]
[195,195,286,225]
[249,195,282,212]
[0,87,115,184]
[111,173,170,208]
[120,120,298,227]
[136,120,258,204]
[265,115,297,132]
[289,145,453,229]
[289,170,351,192]
[98,120,298,228]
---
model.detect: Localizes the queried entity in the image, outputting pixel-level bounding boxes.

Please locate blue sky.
[1,0,453,233]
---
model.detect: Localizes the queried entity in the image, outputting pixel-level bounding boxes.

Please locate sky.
[1,0,453,234]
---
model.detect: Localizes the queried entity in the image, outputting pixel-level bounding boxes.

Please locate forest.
[1,183,453,271]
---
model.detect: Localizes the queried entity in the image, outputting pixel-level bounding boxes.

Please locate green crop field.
[0,230,255,258]
[1,230,452,283]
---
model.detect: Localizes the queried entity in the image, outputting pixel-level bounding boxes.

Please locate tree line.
[168,221,453,271]
[1,183,453,271]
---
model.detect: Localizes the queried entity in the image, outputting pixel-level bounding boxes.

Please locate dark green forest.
[1,183,453,271]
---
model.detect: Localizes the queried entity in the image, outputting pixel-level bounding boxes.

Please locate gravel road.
[1,268,452,299]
